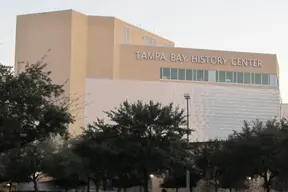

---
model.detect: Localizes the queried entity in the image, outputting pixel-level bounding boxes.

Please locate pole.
[185,97,190,192]
[186,98,189,142]
[280,97,283,119]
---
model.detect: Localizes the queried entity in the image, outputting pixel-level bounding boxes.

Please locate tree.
[73,122,118,192]
[222,118,288,192]
[0,61,73,153]
[0,140,55,192]
[161,167,201,192]
[193,140,224,192]
[88,100,191,192]
[44,142,87,192]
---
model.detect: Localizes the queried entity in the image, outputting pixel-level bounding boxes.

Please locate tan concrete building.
[15,9,280,140]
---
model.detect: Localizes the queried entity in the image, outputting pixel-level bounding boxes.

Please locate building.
[282,103,288,118]
[15,9,280,141]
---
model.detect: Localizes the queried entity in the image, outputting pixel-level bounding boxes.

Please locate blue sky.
[0,0,287,101]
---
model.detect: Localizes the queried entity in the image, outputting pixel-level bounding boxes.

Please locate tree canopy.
[72,100,192,192]
[0,62,73,153]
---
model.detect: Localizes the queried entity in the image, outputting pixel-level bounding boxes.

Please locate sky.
[0,0,287,101]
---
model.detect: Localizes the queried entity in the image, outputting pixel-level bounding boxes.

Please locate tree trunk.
[87,177,90,192]
[142,167,149,192]
[263,174,271,192]
[124,188,127,192]
[176,188,179,192]
[93,179,100,192]
[102,178,107,191]
[33,179,38,192]
[8,182,12,192]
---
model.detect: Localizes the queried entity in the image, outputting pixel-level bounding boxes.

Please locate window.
[255,73,262,84]
[164,42,171,47]
[186,69,193,81]
[244,72,250,84]
[251,73,255,84]
[208,71,216,82]
[193,70,197,81]
[237,72,244,84]
[144,35,157,46]
[204,70,208,81]
[178,69,185,80]
[197,70,204,81]
[160,68,275,87]
[226,72,233,83]
[123,25,130,44]
[262,74,269,85]
[151,37,157,46]
[270,75,277,86]
[171,68,178,80]
[162,68,170,79]
[219,71,225,82]
[233,72,237,83]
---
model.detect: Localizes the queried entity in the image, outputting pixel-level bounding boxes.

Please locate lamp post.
[184,93,190,192]
[184,93,190,142]
[280,96,283,119]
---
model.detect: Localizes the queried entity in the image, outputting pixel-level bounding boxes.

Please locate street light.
[184,93,190,192]
[184,93,190,142]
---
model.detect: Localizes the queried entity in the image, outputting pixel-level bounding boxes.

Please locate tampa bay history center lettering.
[135,51,263,68]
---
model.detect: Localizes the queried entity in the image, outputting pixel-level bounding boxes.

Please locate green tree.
[193,140,223,192]
[161,167,201,192]
[0,61,73,153]
[92,100,190,192]
[223,118,288,192]
[0,140,55,192]
[44,142,87,192]
[73,122,118,192]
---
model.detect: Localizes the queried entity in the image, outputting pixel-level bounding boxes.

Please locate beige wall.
[15,10,73,93]
[15,10,88,135]
[69,11,88,135]
[86,16,115,79]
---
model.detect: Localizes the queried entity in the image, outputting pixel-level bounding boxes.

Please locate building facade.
[15,9,280,140]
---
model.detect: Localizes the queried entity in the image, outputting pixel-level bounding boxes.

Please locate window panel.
[255,73,261,84]
[216,71,219,82]
[204,70,208,81]
[270,75,277,86]
[237,72,244,84]
[193,70,197,81]
[208,70,216,82]
[251,73,255,84]
[171,68,178,80]
[197,70,204,81]
[226,72,233,83]
[186,69,193,81]
[160,68,163,79]
[162,68,170,79]
[244,72,250,84]
[233,72,237,83]
[123,26,130,44]
[262,74,269,85]
[219,71,225,82]
[178,69,185,80]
